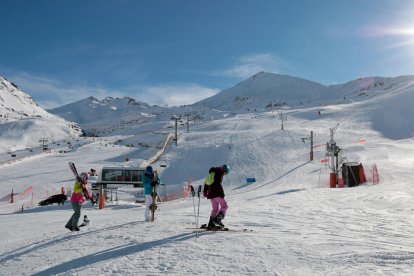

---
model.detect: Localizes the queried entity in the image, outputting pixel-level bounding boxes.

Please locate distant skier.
[89,168,97,176]
[203,165,230,229]
[142,166,162,222]
[65,172,94,231]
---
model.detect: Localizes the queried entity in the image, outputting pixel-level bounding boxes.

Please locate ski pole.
[190,185,196,227]
[196,185,202,238]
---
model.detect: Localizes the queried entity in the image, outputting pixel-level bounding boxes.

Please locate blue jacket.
[143,172,161,195]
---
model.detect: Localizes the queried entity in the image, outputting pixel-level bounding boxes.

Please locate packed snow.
[1,72,414,275]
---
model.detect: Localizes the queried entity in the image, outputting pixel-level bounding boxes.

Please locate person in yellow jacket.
[65,172,94,231]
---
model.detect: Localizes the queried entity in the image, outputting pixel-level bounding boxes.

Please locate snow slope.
[0,77,82,153]
[1,91,414,275]
[48,96,151,125]
[46,96,175,137]
[47,72,414,141]
[194,72,328,110]
[0,76,47,120]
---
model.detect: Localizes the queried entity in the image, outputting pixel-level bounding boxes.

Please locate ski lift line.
[225,129,289,190]
[229,161,311,197]
[227,130,310,191]
[233,129,283,149]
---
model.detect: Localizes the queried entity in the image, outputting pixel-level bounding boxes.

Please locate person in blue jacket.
[142,166,161,222]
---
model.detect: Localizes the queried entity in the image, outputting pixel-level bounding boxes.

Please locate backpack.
[203,168,215,197]
[205,172,215,186]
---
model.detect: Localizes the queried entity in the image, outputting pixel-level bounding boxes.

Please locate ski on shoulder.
[68,162,82,182]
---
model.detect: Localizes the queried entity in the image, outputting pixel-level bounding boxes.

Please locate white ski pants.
[145,194,153,222]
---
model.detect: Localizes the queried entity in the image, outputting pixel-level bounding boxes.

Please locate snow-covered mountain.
[46,72,414,140]
[326,75,414,103]
[194,72,329,110]
[0,76,82,153]
[0,76,49,120]
[48,96,151,125]
[2,71,414,155]
[325,75,414,140]
[191,72,414,139]
[194,72,414,112]
[47,96,173,136]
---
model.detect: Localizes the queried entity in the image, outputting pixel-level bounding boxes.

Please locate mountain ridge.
[1,71,414,154]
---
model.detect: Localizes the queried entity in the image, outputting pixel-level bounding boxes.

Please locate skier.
[65,172,93,231]
[203,165,230,229]
[142,166,161,222]
[89,168,97,176]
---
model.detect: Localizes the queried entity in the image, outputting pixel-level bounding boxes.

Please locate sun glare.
[363,24,414,51]
[383,27,414,36]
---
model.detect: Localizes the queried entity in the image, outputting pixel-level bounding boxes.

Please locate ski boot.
[213,211,225,229]
[65,225,73,231]
[206,217,221,230]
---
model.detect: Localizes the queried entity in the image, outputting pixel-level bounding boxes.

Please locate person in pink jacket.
[65,172,93,231]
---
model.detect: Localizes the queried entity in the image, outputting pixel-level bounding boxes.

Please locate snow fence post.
[329,173,336,188]
[99,185,105,209]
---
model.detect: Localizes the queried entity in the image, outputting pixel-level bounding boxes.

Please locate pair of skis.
[186,226,252,232]
[150,171,159,222]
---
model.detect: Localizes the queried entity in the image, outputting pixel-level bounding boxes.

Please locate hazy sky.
[1,0,414,108]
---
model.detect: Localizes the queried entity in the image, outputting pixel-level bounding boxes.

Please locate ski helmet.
[80,172,89,181]
[145,166,153,174]
[223,165,230,174]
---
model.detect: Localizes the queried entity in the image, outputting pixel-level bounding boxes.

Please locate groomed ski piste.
[1,88,414,275]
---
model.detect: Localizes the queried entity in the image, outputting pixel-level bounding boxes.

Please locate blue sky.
[1,0,414,108]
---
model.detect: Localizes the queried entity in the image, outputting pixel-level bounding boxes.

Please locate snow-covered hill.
[192,72,414,140]
[47,96,173,136]
[0,77,82,153]
[47,72,414,141]
[326,75,414,103]
[2,71,414,156]
[47,96,152,125]
[0,76,49,120]
[194,72,329,110]
[194,72,414,113]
